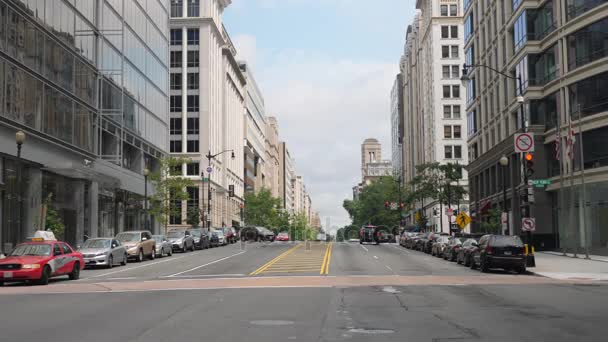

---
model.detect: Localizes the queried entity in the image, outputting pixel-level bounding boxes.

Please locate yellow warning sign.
[456,212,471,229]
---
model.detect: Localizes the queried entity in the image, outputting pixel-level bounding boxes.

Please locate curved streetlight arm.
[207,149,235,160]
[462,63,520,81]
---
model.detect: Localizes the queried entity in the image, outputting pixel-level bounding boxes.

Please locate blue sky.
[224,0,416,230]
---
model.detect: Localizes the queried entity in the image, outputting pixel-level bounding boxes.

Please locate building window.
[444,105,452,118]
[187,73,199,90]
[451,26,458,38]
[170,51,182,68]
[170,29,182,45]
[450,4,457,16]
[187,163,200,176]
[187,29,199,45]
[453,125,462,138]
[187,51,199,67]
[441,5,448,16]
[513,11,527,52]
[569,70,608,119]
[187,187,199,211]
[466,76,476,104]
[567,18,608,71]
[443,85,451,98]
[170,96,182,112]
[442,46,450,58]
[467,110,478,136]
[187,117,199,134]
[442,66,450,78]
[452,85,460,98]
[187,0,200,17]
[444,126,453,139]
[171,0,183,18]
[453,105,461,118]
[170,73,182,90]
[454,145,462,158]
[452,65,459,78]
[187,95,199,112]
[444,146,453,159]
[441,26,449,38]
[170,140,182,153]
[567,0,606,21]
[465,45,474,66]
[170,118,182,135]
[451,45,459,58]
[465,12,474,42]
[187,140,199,153]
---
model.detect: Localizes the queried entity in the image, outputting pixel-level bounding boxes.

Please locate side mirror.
[142,237,148,241]
[112,244,117,248]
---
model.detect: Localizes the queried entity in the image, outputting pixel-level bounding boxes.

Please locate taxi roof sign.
[32,230,57,241]
[30,237,45,242]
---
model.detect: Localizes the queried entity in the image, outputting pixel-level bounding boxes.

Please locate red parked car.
[0,239,84,286]
[276,232,290,241]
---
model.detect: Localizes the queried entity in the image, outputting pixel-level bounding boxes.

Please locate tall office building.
[169,0,245,228]
[390,73,404,177]
[401,1,469,232]
[279,141,295,215]
[264,116,280,198]
[464,0,608,252]
[0,0,169,252]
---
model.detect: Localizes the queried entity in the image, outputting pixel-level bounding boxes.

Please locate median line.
[320,242,333,275]
[250,243,302,276]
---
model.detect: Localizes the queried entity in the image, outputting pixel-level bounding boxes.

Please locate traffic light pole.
[518,76,535,267]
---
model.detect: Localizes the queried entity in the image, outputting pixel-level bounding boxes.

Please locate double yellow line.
[249,243,302,276]
[320,242,333,275]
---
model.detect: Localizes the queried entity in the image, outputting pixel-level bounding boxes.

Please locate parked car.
[424,233,444,254]
[431,236,450,257]
[404,233,421,249]
[79,238,127,268]
[209,231,221,247]
[152,235,173,257]
[225,227,237,244]
[167,229,195,253]
[276,232,290,241]
[457,238,480,266]
[443,237,464,261]
[258,227,276,242]
[116,231,156,262]
[189,228,210,250]
[470,235,526,273]
[215,230,227,246]
[414,233,430,251]
[0,238,84,286]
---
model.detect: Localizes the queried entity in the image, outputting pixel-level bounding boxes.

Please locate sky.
[224,0,416,231]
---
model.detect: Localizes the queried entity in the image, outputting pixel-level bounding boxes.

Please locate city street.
[1,241,608,341]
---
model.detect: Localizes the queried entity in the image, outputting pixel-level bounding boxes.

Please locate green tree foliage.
[186,207,201,227]
[148,157,194,232]
[343,176,402,228]
[243,188,283,229]
[480,208,502,234]
[43,194,65,240]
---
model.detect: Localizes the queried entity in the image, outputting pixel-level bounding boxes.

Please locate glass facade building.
[0,0,169,252]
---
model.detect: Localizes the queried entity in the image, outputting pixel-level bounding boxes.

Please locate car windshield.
[10,244,52,256]
[82,239,111,248]
[167,231,185,238]
[190,230,202,237]
[116,233,141,242]
[492,236,524,247]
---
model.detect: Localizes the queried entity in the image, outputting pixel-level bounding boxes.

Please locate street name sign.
[514,133,535,153]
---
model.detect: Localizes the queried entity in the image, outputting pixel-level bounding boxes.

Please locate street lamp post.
[462,64,535,266]
[15,131,26,243]
[205,150,235,229]
[143,168,150,231]
[499,155,509,235]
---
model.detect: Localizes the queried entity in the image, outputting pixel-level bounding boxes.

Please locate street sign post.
[514,133,535,153]
[446,208,454,216]
[456,212,471,229]
[522,217,536,232]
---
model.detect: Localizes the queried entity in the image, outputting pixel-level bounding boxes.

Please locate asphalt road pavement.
[1,241,607,341]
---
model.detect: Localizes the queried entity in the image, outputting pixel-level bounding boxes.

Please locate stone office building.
[0,0,169,253]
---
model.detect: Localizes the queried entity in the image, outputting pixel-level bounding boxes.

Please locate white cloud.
[239,46,396,228]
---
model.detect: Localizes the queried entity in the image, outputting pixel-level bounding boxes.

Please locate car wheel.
[190,243,195,252]
[137,249,144,262]
[150,248,156,260]
[480,257,489,273]
[182,245,187,253]
[443,253,448,260]
[168,248,173,256]
[456,254,462,264]
[517,265,526,274]
[469,257,477,270]
[107,255,113,269]
[69,262,81,280]
[38,266,51,285]
[121,254,128,266]
[0,281,4,287]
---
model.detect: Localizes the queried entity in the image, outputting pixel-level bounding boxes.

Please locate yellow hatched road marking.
[249,244,302,275]
[253,241,332,275]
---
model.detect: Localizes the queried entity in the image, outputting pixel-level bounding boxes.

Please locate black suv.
[470,235,526,273]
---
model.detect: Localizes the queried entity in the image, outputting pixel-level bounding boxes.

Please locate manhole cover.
[250,320,295,326]
[348,328,394,335]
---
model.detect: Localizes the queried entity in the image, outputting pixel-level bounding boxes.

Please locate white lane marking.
[359,244,369,252]
[389,244,410,254]
[85,254,190,279]
[164,273,245,278]
[106,277,137,281]
[167,251,246,277]
[373,255,378,259]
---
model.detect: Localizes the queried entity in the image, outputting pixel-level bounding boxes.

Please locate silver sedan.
[153,235,173,257]
[79,238,128,268]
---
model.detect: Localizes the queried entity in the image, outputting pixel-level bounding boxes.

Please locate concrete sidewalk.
[531,252,608,281]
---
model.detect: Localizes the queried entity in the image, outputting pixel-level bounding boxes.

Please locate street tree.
[186,207,201,227]
[343,176,401,228]
[243,188,282,229]
[148,157,194,233]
